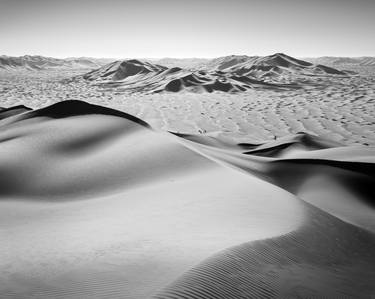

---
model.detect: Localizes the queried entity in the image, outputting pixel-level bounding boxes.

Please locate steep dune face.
[0,101,374,298]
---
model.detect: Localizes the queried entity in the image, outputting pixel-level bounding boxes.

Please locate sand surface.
[0,101,374,298]
[1,54,375,298]
[1,61,374,146]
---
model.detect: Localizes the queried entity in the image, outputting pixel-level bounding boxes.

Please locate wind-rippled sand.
[0,101,374,298]
[1,68,375,146]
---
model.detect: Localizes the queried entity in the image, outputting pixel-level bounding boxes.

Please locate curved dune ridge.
[0,100,374,298]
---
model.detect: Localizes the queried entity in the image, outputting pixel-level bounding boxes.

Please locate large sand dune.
[0,101,374,298]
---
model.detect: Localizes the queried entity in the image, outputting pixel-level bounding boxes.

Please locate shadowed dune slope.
[0,105,32,120]
[0,101,374,298]
[179,132,375,232]
[0,101,210,198]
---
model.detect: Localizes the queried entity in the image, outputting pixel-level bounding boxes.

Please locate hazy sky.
[1,0,374,58]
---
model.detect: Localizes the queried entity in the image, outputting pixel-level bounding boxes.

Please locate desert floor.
[1,67,374,146]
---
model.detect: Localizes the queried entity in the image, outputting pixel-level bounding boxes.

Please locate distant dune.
[79,53,352,94]
[79,53,353,94]
[0,55,113,71]
[306,56,375,67]
[0,100,374,298]
[150,57,210,69]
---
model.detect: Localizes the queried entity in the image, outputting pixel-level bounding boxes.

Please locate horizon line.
[1,53,375,60]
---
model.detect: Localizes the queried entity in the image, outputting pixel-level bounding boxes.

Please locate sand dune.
[178,132,375,232]
[211,53,351,84]
[79,53,349,94]
[0,100,374,298]
[0,55,111,71]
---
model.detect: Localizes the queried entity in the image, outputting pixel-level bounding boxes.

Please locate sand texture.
[1,54,375,147]
[0,100,374,298]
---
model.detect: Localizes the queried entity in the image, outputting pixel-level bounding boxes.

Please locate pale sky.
[0,0,374,58]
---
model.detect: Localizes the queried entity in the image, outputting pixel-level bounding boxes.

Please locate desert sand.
[0,100,374,298]
[0,53,375,298]
[1,54,374,146]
